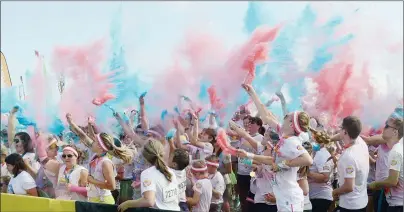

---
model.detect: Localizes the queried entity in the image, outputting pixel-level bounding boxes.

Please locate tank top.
[87,156,116,199]
[55,164,87,201]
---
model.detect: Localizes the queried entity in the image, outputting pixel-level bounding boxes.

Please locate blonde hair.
[297,112,311,132]
[142,139,172,182]
[99,132,133,164]
[309,128,332,146]
[1,144,8,156]
[296,112,332,146]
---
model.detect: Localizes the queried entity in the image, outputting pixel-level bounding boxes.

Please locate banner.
[1,193,75,212]
[1,51,12,87]
[1,193,177,212]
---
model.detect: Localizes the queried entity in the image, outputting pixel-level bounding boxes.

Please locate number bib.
[162,184,178,203]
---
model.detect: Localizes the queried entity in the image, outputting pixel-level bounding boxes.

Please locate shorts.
[89,195,115,204]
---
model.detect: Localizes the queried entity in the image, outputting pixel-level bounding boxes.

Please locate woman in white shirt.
[7,107,40,176]
[186,160,213,212]
[35,130,89,199]
[307,130,335,212]
[5,153,38,196]
[239,83,313,212]
[66,113,134,205]
[118,139,180,211]
[206,155,226,212]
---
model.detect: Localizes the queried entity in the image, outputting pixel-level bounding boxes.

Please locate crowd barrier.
[1,193,175,212]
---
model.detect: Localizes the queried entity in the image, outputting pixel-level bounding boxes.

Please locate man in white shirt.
[368,116,403,212]
[369,116,403,212]
[333,116,369,212]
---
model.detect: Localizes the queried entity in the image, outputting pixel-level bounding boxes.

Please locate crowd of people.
[0,83,403,212]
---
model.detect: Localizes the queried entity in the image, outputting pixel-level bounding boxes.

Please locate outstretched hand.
[241,83,253,93]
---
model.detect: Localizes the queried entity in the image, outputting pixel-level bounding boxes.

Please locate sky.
[2,1,402,86]
[1,1,402,132]
[1,1,250,85]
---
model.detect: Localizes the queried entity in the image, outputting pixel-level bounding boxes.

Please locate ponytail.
[258,126,265,136]
[155,155,172,182]
[143,139,172,182]
[308,127,331,145]
[99,132,134,164]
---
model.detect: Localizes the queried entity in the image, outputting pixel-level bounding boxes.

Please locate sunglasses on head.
[62,154,74,159]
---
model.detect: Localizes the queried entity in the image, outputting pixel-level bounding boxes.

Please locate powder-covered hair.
[142,139,172,182]
[98,132,133,164]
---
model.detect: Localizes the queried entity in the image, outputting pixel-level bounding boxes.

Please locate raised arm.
[229,120,257,151]
[242,84,279,129]
[189,113,205,149]
[7,107,18,149]
[113,112,146,147]
[66,113,93,148]
[139,96,149,131]
[87,117,97,141]
[173,120,188,151]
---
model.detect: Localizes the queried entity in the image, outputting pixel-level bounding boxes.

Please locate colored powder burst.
[249,4,355,115]
[306,57,374,127]
[25,51,49,130]
[1,86,21,113]
[51,39,115,126]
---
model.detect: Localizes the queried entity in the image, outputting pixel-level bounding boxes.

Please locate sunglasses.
[62,154,74,159]
[14,139,20,143]
[385,122,398,130]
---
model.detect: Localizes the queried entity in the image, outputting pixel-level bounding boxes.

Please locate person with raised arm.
[66,113,133,204]
[7,106,40,177]
[238,83,313,212]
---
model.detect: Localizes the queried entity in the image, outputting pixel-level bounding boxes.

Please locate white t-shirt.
[7,170,36,195]
[337,137,369,210]
[375,144,392,181]
[188,142,214,161]
[386,139,403,206]
[209,171,226,204]
[173,169,187,203]
[237,134,263,175]
[192,178,213,212]
[309,147,334,201]
[140,166,180,211]
[23,152,40,173]
[272,136,307,212]
[254,164,276,205]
